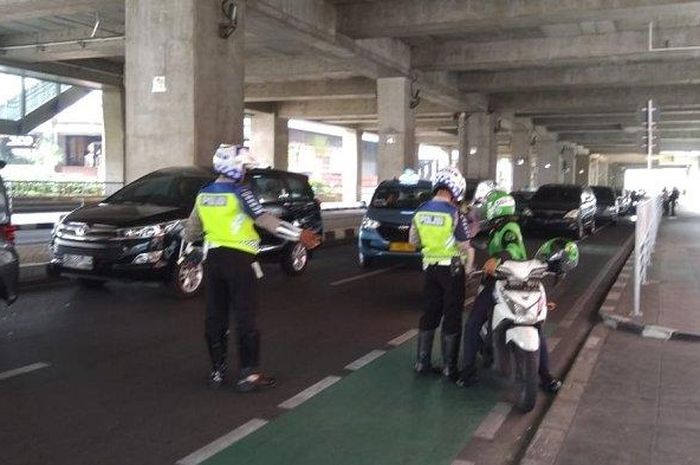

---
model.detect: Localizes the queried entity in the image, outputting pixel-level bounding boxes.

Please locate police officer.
[458,190,562,392]
[184,144,321,392]
[409,167,471,381]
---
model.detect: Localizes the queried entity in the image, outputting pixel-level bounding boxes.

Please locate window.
[250,175,287,203]
[107,173,210,208]
[370,184,433,209]
[285,175,313,200]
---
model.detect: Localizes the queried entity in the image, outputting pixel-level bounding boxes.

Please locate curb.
[520,324,610,465]
[598,255,700,342]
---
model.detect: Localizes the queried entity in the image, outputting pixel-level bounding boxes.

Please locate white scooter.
[471,239,578,412]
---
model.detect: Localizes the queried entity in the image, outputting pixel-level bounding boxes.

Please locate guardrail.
[633,196,662,315]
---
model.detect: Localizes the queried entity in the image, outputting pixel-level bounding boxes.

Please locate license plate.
[389,242,416,252]
[63,254,94,270]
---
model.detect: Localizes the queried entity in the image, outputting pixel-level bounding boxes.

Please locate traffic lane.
[0,226,629,465]
[0,245,424,465]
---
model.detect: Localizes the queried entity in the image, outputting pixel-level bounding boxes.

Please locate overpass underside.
[1,0,700,188]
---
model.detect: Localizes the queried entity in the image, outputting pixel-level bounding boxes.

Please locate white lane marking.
[388,328,419,346]
[548,337,561,353]
[344,350,386,371]
[278,376,342,410]
[473,402,513,440]
[330,265,402,286]
[0,362,50,381]
[175,418,268,465]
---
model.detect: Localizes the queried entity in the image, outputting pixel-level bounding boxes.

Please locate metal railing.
[633,196,663,315]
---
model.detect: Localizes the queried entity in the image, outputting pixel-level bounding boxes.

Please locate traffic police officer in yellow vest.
[409,166,471,382]
[184,144,320,391]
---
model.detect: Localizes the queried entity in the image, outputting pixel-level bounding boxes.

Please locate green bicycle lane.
[201,338,500,465]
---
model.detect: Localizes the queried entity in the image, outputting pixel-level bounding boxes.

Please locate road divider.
[344,350,386,371]
[277,376,342,410]
[387,328,419,346]
[175,418,268,465]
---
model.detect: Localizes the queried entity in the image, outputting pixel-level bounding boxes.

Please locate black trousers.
[204,248,259,371]
[420,265,465,336]
[462,280,551,378]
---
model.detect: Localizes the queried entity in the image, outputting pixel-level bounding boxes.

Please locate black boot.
[206,335,228,387]
[457,365,479,387]
[414,330,440,374]
[441,332,460,382]
[235,331,276,392]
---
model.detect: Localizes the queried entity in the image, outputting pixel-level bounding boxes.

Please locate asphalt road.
[0,222,634,465]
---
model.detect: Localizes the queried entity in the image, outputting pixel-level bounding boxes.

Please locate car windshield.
[370,184,433,209]
[592,187,615,203]
[532,186,581,203]
[106,172,211,209]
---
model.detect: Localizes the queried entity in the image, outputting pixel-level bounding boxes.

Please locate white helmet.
[433,166,467,201]
[212,144,256,182]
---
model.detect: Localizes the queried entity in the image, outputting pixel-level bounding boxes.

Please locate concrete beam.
[244,78,375,102]
[460,60,700,93]
[493,85,700,114]
[245,57,359,83]
[0,0,114,22]
[337,0,700,39]
[414,27,700,71]
[0,58,122,87]
[277,99,452,120]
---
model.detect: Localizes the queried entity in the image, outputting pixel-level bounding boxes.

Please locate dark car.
[591,186,620,224]
[48,166,323,298]
[357,177,433,267]
[0,161,19,305]
[524,184,597,239]
[511,190,535,218]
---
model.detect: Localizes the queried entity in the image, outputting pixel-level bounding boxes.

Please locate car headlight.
[564,209,579,219]
[117,220,181,239]
[361,217,381,230]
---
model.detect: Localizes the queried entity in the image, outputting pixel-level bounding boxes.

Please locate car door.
[0,175,19,304]
[282,174,322,234]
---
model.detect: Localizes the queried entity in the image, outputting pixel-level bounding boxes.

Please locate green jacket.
[487,218,527,262]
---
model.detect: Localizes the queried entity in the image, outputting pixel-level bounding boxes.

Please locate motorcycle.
[470,238,579,412]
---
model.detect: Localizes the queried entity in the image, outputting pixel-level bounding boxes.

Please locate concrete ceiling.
[1,0,700,155]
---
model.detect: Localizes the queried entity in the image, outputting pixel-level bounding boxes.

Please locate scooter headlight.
[503,294,539,324]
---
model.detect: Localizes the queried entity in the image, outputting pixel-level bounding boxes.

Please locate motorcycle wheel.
[513,347,539,413]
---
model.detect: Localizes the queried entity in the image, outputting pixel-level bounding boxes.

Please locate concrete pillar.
[576,154,590,186]
[341,128,359,204]
[377,77,416,181]
[535,137,561,186]
[511,129,532,190]
[250,112,288,170]
[124,0,245,182]
[355,131,364,202]
[458,112,497,180]
[561,144,577,184]
[100,87,125,192]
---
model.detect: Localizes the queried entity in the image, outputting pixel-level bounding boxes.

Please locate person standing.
[184,144,321,391]
[669,187,680,217]
[409,167,471,382]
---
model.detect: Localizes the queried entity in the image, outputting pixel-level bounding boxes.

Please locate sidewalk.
[523,208,700,465]
[600,207,700,338]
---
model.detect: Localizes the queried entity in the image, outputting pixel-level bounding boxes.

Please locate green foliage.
[6,180,105,198]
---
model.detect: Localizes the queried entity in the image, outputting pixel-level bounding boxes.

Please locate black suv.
[48,167,323,298]
[524,184,597,239]
[0,161,18,305]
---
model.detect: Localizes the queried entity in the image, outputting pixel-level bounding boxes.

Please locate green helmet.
[484,190,516,221]
[535,238,579,273]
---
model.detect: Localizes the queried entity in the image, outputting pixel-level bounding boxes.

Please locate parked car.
[592,186,620,224]
[0,161,19,305]
[524,184,597,239]
[511,190,535,219]
[48,166,323,298]
[358,176,433,267]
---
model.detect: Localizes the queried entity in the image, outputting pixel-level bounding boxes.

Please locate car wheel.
[78,278,105,289]
[169,260,205,299]
[359,251,373,269]
[281,242,309,276]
